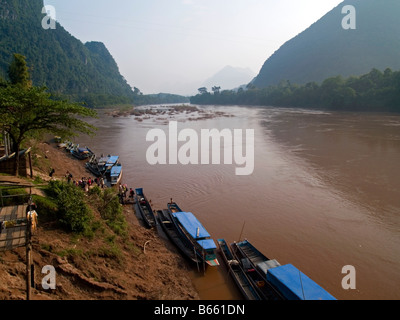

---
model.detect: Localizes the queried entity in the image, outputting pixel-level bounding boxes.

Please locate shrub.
[47,180,93,233]
[0,186,28,206]
[32,194,58,223]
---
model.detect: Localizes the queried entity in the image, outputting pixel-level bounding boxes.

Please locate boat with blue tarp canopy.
[266,264,337,300]
[172,211,211,240]
[106,156,120,167]
[169,209,219,267]
[198,239,217,251]
[86,154,120,177]
[110,165,122,185]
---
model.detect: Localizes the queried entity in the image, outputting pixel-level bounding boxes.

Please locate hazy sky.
[44,0,344,95]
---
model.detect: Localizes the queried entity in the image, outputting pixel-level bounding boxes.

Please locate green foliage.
[0,85,97,143]
[99,188,122,221]
[252,0,400,89]
[0,0,134,106]
[31,194,58,223]
[190,68,400,112]
[47,180,93,233]
[89,187,128,237]
[132,92,190,106]
[0,186,28,206]
[0,55,97,175]
[7,53,31,88]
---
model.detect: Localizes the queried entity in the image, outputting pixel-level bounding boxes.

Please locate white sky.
[43,0,344,95]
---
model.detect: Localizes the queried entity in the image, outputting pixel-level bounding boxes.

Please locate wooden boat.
[231,240,336,300]
[134,188,156,228]
[230,241,283,300]
[109,164,122,186]
[235,239,282,278]
[156,209,200,264]
[70,145,94,160]
[86,155,120,177]
[217,239,262,300]
[64,141,75,152]
[167,200,183,213]
[168,204,219,267]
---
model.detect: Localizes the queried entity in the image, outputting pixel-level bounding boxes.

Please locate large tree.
[0,54,97,176]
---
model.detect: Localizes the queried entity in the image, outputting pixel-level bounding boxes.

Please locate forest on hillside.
[191,68,400,112]
[252,0,400,89]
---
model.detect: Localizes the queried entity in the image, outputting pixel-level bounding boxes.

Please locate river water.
[77,105,400,300]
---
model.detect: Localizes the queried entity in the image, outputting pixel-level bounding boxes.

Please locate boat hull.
[157,209,200,264]
[230,242,283,300]
[168,205,219,267]
[217,239,262,300]
[135,188,156,228]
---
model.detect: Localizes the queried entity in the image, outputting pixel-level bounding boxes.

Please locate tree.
[7,54,32,89]
[0,55,97,176]
[198,87,208,95]
[212,86,221,94]
[133,87,143,96]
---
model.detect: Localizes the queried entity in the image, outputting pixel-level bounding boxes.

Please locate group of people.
[63,172,135,204]
[65,171,106,191]
[118,183,135,204]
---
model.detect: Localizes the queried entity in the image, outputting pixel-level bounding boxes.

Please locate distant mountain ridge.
[0,0,134,106]
[252,0,400,88]
[203,65,255,91]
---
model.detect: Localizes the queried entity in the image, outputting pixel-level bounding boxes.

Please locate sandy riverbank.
[0,139,200,300]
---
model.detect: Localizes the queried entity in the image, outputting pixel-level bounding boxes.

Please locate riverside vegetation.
[0,143,199,300]
[0,52,198,300]
[191,68,400,112]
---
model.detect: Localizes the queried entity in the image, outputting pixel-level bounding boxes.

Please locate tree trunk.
[13,143,20,177]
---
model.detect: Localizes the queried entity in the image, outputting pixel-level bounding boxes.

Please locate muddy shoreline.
[0,140,200,300]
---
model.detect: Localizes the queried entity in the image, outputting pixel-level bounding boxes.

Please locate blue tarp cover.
[197,239,217,251]
[110,166,122,177]
[267,264,336,300]
[106,156,119,166]
[135,188,144,196]
[172,212,211,239]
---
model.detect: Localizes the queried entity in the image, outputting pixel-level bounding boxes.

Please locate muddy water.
[78,106,400,300]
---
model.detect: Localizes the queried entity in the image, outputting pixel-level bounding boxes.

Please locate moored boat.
[168,206,219,267]
[86,154,120,178]
[230,241,283,300]
[156,209,200,264]
[134,188,156,228]
[234,239,281,279]
[70,145,94,160]
[167,200,183,213]
[232,240,336,300]
[217,239,262,300]
[109,164,122,186]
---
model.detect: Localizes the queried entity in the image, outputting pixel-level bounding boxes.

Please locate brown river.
[78,105,400,300]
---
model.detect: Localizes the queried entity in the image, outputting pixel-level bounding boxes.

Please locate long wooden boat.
[167,200,183,213]
[234,239,282,278]
[232,240,336,300]
[86,155,120,177]
[230,241,283,300]
[134,188,156,228]
[70,145,94,160]
[109,164,122,186]
[217,239,262,300]
[167,203,219,267]
[156,209,200,264]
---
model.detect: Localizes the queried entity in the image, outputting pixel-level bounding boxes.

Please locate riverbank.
[0,139,200,300]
